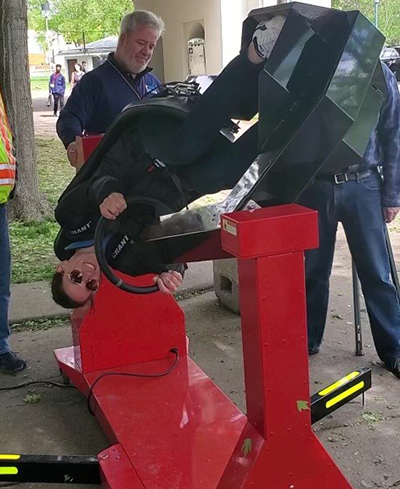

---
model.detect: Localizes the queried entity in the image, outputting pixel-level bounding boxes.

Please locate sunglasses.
[65,270,99,292]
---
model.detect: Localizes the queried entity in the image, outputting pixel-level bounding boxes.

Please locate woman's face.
[57,251,101,303]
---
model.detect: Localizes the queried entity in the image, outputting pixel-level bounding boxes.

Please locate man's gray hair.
[120,10,165,37]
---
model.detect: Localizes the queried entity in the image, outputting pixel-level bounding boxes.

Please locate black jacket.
[54,124,188,277]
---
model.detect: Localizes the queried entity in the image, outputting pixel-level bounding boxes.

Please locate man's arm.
[56,73,99,149]
[379,64,400,220]
[61,74,66,94]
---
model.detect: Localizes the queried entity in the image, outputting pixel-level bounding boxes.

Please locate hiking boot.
[0,351,27,373]
[252,15,286,59]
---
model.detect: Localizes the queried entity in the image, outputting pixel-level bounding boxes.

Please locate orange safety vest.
[0,87,16,204]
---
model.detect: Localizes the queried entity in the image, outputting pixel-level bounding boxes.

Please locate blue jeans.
[0,203,11,354]
[299,171,400,366]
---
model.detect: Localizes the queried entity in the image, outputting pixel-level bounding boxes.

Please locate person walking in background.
[70,63,84,92]
[0,86,27,373]
[49,64,66,117]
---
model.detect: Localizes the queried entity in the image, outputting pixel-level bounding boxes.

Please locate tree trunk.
[0,0,48,220]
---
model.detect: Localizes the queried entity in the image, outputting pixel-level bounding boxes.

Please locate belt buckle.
[334,173,348,184]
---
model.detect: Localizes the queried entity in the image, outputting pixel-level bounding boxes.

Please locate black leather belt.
[316,169,374,184]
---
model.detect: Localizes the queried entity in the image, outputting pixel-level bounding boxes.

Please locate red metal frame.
[55,204,354,488]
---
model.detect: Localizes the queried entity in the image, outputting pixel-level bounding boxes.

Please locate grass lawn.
[30,76,50,92]
[10,138,74,284]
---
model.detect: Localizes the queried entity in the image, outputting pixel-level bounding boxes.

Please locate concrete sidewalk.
[9,261,215,324]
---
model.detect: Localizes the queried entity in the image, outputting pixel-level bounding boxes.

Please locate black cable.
[87,348,180,415]
[0,380,76,392]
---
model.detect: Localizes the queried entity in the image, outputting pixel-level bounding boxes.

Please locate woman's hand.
[154,271,183,294]
[100,193,127,220]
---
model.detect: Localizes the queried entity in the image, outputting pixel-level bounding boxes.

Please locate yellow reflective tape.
[318,371,360,396]
[326,381,365,409]
[0,455,20,460]
[0,466,18,475]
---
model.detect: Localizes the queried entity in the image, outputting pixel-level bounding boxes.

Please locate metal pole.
[352,260,364,356]
[45,16,50,73]
[374,0,380,28]
[41,3,51,72]
[353,225,399,356]
[377,167,400,295]
[385,225,400,295]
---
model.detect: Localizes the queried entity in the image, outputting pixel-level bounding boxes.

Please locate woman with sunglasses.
[53,238,183,309]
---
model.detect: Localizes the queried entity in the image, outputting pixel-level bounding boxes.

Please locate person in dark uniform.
[299,62,400,380]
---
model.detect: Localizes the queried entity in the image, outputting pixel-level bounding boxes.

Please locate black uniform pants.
[53,93,64,115]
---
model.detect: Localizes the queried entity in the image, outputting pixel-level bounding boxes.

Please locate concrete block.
[213,258,240,314]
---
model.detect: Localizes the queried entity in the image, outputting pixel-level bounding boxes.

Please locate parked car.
[380,47,400,81]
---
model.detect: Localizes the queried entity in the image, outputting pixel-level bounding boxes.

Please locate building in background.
[28,30,46,67]
[28,29,73,76]
[134,0,331,83]
[55,36,118,81]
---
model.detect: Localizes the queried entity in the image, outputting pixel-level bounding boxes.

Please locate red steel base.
[55,204,354,488]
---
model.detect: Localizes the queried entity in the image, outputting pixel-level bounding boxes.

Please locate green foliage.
[361,411,385,424]
[10,138,74,284]
[10,219,60,283]
[11,316,70,332]
[28,0,134,45]
[28,0,48,43]
[332,0,400,45]
[23,393,42,403]
[31,76,50,91]
[36,138,75,206]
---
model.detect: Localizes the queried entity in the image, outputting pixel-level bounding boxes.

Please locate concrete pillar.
[213,258,241,314]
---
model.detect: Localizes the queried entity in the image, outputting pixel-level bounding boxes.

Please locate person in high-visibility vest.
[0,87,27,372]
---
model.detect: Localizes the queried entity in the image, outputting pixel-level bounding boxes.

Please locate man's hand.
[100,193,127,220]
[383,207,400,223]
[154,271,183,294]
[66,138,84,172]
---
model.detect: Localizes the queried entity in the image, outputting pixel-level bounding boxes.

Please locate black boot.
[0,351,27,373]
